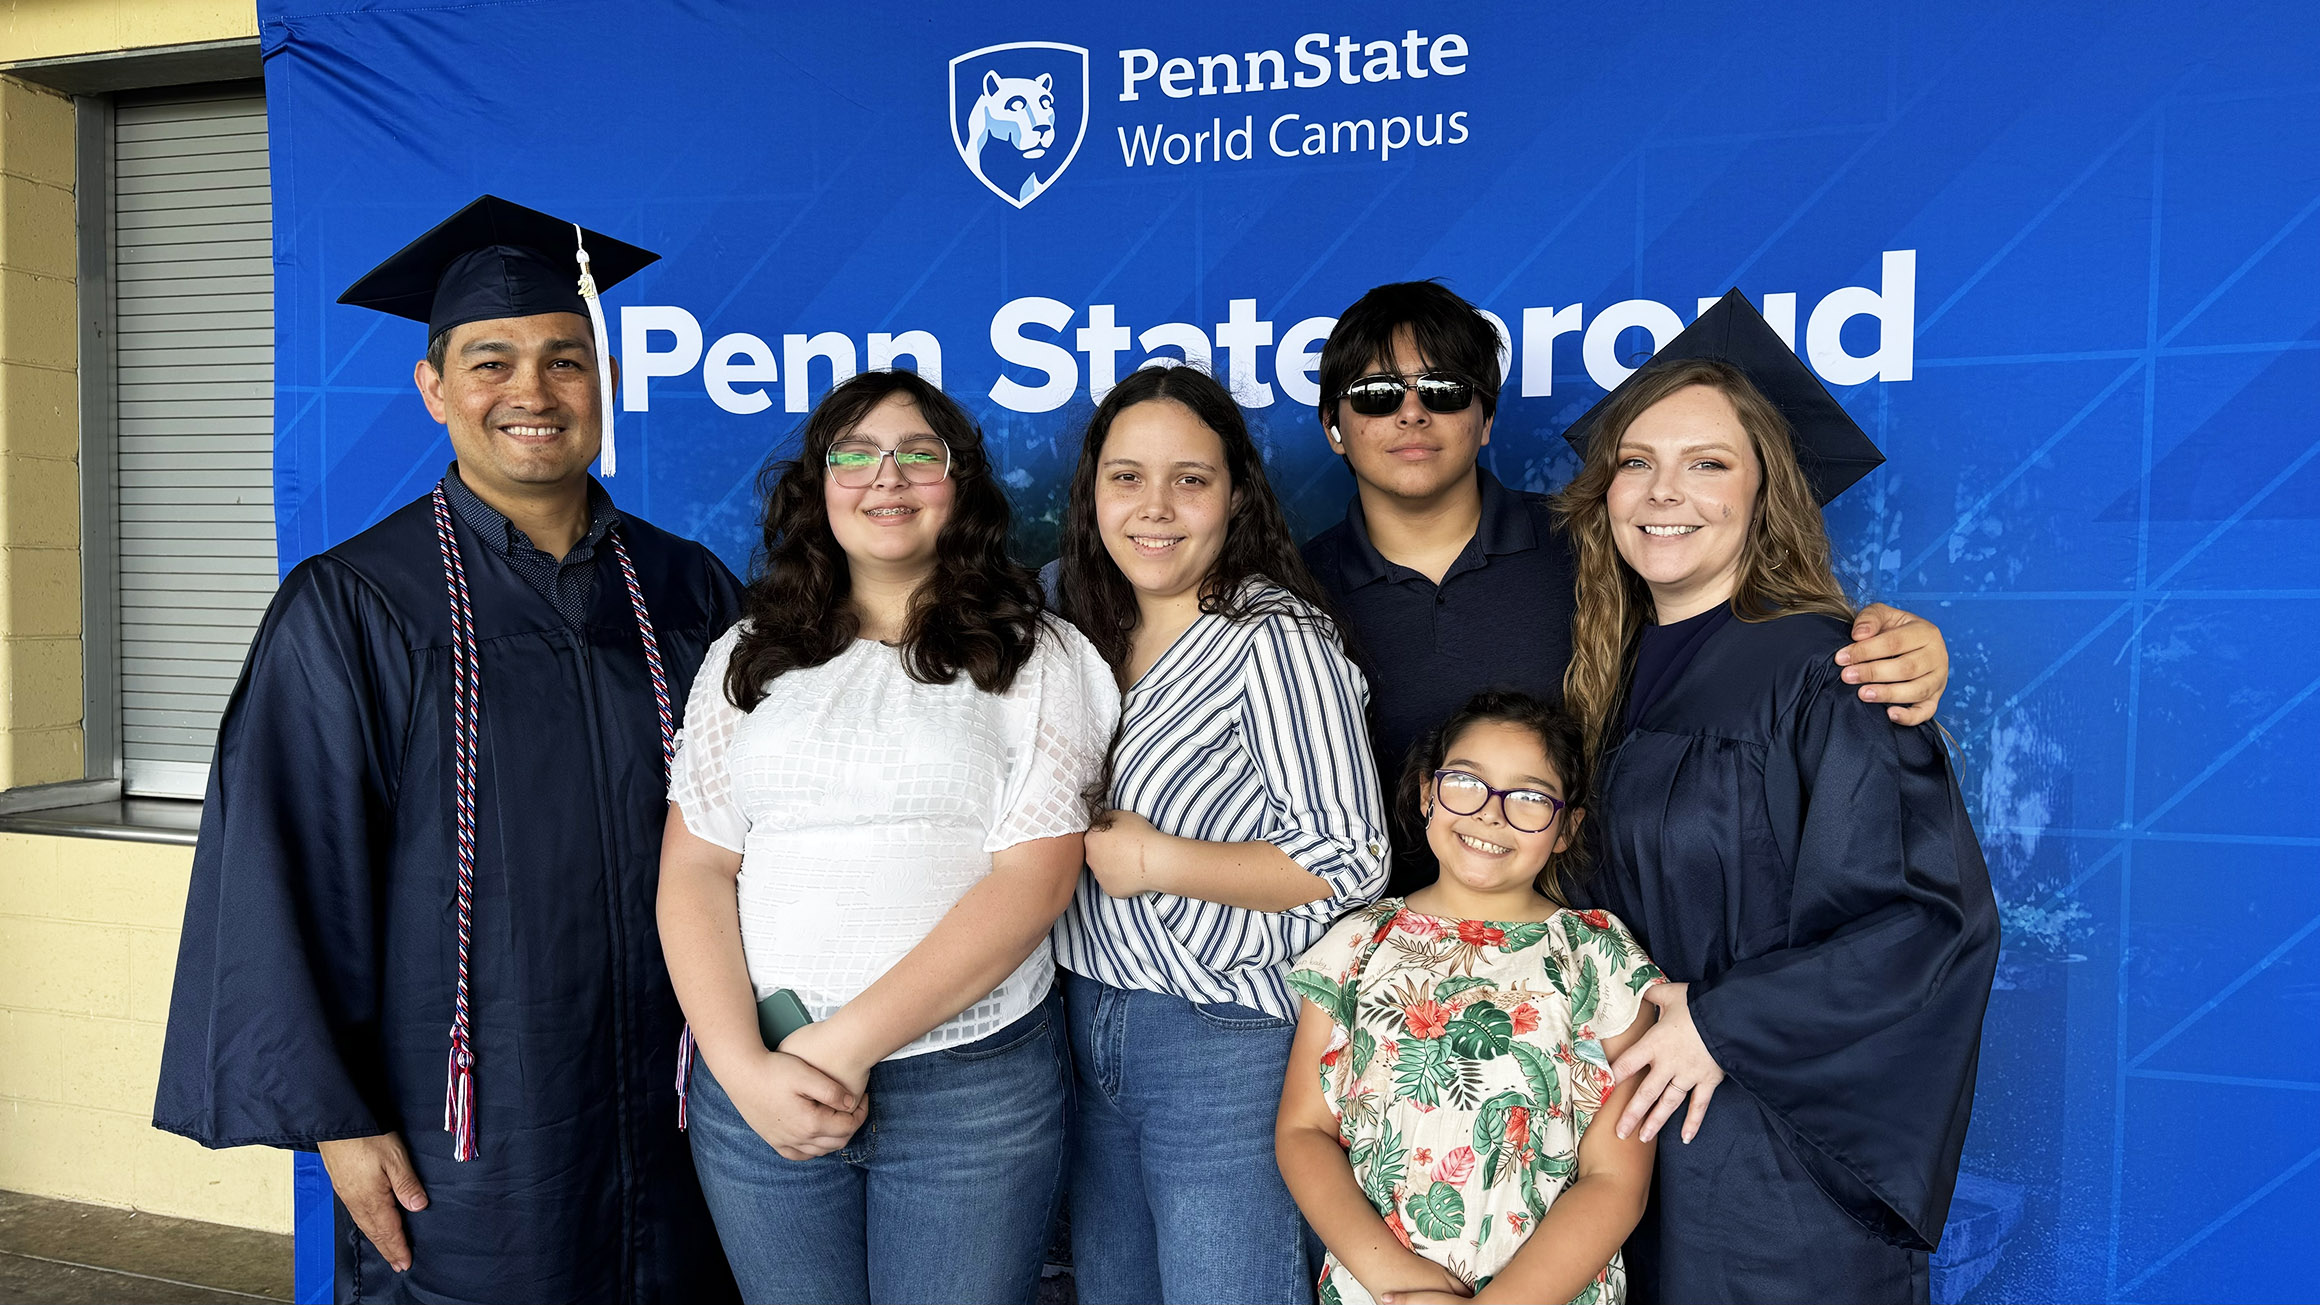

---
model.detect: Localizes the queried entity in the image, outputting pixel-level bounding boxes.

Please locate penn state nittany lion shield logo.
[949,41,1090,209]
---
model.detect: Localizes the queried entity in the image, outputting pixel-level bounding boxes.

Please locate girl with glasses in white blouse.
[1052,364,1391,1304]
[658,371,1117,1305]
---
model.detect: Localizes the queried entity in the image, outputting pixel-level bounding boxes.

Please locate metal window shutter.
[114,91,277,799]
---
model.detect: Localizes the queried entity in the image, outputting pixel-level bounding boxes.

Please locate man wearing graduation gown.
[154,197,744,1304]
[1297,280,1955,895]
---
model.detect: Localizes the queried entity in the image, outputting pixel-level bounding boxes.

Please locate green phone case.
[755,989,813,1049]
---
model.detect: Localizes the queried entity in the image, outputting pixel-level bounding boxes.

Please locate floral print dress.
[1288,900,1663,1305]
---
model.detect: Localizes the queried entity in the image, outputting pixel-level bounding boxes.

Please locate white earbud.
[1328,425,1342,444]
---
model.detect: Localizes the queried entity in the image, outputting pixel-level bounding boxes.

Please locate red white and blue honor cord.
[429,484,671,1160]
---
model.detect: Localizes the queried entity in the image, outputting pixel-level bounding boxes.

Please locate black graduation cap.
[1560,289,1885,504]
[336,195,658,475]
[337,194,657,335]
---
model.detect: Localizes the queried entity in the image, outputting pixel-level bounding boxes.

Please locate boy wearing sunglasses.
[1300,280,1953,896]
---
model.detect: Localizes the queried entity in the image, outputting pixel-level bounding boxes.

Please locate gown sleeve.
[1684,658,2000,1250]
[702,549,747,628]
[152,557,410,1148]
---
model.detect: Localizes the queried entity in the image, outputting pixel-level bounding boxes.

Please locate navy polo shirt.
[1301,470,1577,895]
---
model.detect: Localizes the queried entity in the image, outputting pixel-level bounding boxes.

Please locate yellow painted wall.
[0,832,293,1232]
[0,72,80,789]
[0,1,258,63]
[1,0,283,1236]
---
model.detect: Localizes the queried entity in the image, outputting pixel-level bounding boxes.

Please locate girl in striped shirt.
[1052,364,1390,1304]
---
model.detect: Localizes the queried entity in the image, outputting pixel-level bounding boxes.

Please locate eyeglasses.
[1431,769,1565,833]
[825,436,951,488]
[1339,371,1476,417]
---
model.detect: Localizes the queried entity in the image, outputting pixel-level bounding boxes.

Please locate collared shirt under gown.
[153,480,745,1304]
[1580,611,1998,1305]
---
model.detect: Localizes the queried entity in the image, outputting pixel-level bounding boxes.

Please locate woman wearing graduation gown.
[1549,342,1998,1304]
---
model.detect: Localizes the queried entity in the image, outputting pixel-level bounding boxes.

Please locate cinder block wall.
[1,0,286,1236]
[0,833,292,1232]
[0,74,83,788]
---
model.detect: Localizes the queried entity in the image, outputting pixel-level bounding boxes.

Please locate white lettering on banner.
[1216,298,1276,408]
[868,331,943,386]
[1583,299,1688,390]
[1275,316,1336,408]
[1130,110,1469,167]
[783,333,858,414]
[990,296,1078,413]
[622,305,703,412]
[1078,305,1133,402]
[704,332,778,414]
[615,252,1917,417]
[1521,305,1583,397]
[1139,322,1212,372]
[1119,30,1467,101]
[1806,250,1914,383]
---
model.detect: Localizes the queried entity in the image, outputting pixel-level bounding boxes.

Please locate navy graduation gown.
[1582,612,1998,1305]
[154,490,744,1304]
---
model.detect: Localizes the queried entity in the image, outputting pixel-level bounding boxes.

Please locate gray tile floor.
[0,1191,290,1304]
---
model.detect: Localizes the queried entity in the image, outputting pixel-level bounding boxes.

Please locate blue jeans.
[686,987,1068,1305]
[1064,972,1313,1305]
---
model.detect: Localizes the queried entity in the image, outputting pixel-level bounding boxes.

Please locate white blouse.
[669,614,1118,1058]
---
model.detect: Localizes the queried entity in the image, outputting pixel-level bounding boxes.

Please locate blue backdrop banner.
[255,3,2320,1301]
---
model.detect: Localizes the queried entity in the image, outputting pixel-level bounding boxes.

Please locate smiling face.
[1423,720,1576,899]
[822,392,955,584]
[1606,383,1764,624]
[1328,328,1492,507]
[1094,397,1236,609]
[418,312,603,497]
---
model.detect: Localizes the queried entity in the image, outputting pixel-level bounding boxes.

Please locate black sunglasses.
[1339,371,1476,417]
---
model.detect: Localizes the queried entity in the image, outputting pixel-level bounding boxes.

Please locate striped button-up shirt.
[1052,582,1389,1018]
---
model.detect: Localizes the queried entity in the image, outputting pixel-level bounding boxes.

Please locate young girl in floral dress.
[1278,691,1663,1305]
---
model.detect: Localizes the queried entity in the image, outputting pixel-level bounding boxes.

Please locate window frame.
[0,54,266,836]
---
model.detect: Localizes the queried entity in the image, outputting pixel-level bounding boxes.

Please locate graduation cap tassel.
[574,224,620,477]
[431,487,484,1162]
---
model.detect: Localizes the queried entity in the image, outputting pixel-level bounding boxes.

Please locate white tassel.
[574,224,619,477]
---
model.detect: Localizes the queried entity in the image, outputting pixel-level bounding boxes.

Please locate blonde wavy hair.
[1550,358,1854,754]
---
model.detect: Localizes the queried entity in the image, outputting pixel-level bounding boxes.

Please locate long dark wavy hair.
[725,370,1046,710]
[1396,689,1594,907]
[1056,365,1339,670]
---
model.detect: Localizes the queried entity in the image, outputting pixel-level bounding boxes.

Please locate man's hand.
[720,1049,867,1160]
[317,1133,427,1273]
[1838,603,1951,727]
[1084,809,1159,898]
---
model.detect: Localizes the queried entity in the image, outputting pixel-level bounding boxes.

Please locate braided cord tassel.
[430,488,483,1161]
[608,528,697,1129]
[609,529,674,773]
